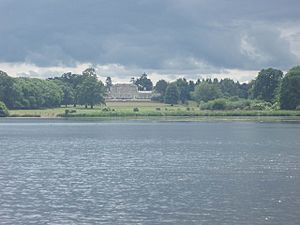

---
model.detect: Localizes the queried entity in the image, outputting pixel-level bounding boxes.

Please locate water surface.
[0,118,300,224]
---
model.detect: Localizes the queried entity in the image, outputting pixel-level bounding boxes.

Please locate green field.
[7,101,300,118]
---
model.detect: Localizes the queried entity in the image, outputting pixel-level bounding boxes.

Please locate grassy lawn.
[9,101,191,117]
[8,101,300,118]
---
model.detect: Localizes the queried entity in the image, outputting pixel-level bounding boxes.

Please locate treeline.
[1,65,300,111]
[0,68,106,109]
[153,77,248,103]
[152,66,300,110]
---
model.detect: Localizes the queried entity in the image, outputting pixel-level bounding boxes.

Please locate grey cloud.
[0,0,299,75]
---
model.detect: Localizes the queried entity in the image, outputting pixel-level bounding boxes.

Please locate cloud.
[0,0,299,79]
[0,62,258,85]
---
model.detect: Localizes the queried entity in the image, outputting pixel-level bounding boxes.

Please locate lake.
[0,118,300,224]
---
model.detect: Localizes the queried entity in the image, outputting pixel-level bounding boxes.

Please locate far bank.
[7,101,300,118]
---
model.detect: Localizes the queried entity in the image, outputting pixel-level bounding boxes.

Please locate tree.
[176,78,190,103]
[192,82,222,103]
[280,66,300,109]
[0,101,9,117]
[154,79,168,95]
[250,68,283,102]
[10,77,63,109]
[237,82,249,99]
[130,77,135,84]
[50,72,84,107]
[105,77,113,91]
[77,75,106,109]
[135,73,153,91]
[82,67,97,78]
[78,67,105,108]
[188,80,195,93]
[219,78,239,97]
[164,83,179,104]
[0,70,15,108]
[53,80,75,107]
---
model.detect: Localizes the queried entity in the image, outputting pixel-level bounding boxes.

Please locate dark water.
[0,118,300,225]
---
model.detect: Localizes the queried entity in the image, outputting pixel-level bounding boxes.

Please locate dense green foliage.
[154,79,168,95]
[1,65,300,111]
[0,68,106,109]
[53,80,75,107]
[77,74,106,108]
[192,82,222,103]
[13,78,63,109]
[250,68,283,102]
[0,71,15,108]
[164,83,179,104]
[200,98,274,111]
[50,72,84,106]
[0,101,9,117]
[280,66,300,109]
[154,77,250,105]
[176,78,190,103]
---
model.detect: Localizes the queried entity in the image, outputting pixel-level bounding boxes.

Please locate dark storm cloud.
[0,0,299,72]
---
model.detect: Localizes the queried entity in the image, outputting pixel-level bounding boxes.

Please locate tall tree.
[237,82,250,99]
[105,77,113,91]
[250,68,283,102]
[0,70,15,108]
[280,66,300,109]
[154,79,168,95]
[192,82,222,103]
[188,80,195,93]
[135,73,153,91]
[219,78,239,97]
[164,83,179,104]
[176,78,190,103]
[50,72,84,107]
[53,80,75,107]
[77,74,106,109]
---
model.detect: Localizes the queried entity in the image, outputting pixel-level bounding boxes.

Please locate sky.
[0,0,300,83]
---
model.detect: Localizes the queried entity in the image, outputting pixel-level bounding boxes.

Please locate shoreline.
[2,115,300,123]
[5,102,300,120]
[7,110,300,118]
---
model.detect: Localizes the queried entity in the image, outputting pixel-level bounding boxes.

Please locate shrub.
[250,101,272,110]
[211,99,226,110]
[225,99,251,110]
[102,107,110,112]
[199,98,273,111]
[271,102,280,110]
[156,108,161,111]
[133,107,139,112]
[0,101,9,117]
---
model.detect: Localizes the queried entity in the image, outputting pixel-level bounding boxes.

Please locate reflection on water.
[0,119,300,224]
